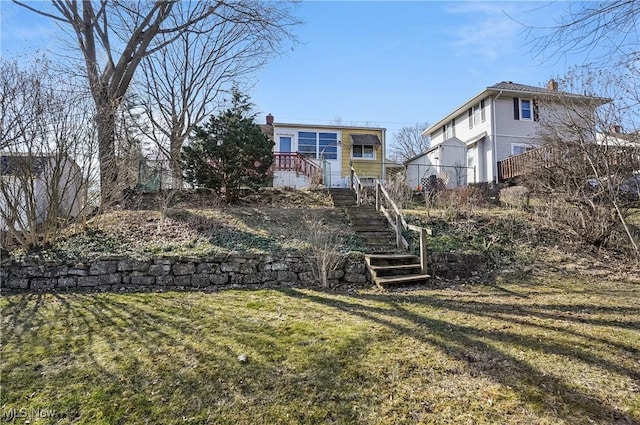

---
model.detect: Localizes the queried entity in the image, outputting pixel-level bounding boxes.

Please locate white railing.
[349,164,367,205]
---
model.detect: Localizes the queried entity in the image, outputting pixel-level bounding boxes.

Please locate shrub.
[500,186,530,210]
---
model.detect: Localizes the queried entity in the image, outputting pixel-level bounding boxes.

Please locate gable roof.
[422,81,610,137]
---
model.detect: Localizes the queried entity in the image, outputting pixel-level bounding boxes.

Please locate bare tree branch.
[388,122,431,163]
[14,0,299,207]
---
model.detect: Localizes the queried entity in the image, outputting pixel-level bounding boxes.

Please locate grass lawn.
[2,275,639,424]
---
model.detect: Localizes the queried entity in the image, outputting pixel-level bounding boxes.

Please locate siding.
[341,128,384,179]
[493,96,541,161]
[430,98,493,146]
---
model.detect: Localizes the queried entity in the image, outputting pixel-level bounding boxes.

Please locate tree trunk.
[96,99,118,210]
[170,135,184,189]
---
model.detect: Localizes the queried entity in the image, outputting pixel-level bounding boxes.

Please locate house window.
[279,136,292,153]
[469,101,486,128]
[514,98,535,121]
[297,131,338,160]
[512,143,534,155]
[318,132,338,160]
[473,104,482,126]
[352,145,375,159]
[444,121,454,139]
[298,131,317,159]
[521,99,532,120]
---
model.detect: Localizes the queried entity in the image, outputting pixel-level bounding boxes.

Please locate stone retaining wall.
[0,252,371,294]
[0,251,488,294]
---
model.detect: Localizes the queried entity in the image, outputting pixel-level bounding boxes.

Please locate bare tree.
[14,1,299,206]
[0,58,96,249]
[527,1,639,66]
[305,214,345,288]
[522,1,640,259]
[137,2,298,187]
[524,72,640,259]
[388,122,430,163]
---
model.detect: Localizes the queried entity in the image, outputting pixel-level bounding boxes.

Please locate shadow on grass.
[2,281,638,424]
[276,286,640,424]
[0,291,374,424]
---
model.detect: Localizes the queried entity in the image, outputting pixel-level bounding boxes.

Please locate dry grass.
[3,189,640,424]
[2,273,639,424]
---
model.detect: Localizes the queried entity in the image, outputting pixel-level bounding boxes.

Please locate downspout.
[381,128,387,183]
[491,90,503,183]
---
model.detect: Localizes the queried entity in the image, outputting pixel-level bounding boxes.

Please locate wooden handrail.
[350,164,366,205]
[348,168,432,275]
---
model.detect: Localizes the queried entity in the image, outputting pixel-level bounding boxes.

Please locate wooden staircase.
[365,254,431,289]
[329,188,430,288]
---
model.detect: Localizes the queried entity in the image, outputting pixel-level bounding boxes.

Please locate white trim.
[519,98,533,121]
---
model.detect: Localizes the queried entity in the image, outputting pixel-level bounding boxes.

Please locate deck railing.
[272,152,322,181]
[497,146,548,181]
[497,144,640,181]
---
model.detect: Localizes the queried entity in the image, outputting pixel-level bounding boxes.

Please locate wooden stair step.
[351,224,388,230]
[357,231,395,237]
[369,264,422,271]
[349,218,387,223]
[374,274,431,286]
[365,254,419,260]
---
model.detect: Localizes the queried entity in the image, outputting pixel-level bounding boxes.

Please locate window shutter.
[468,108,472,129]
[533,99,539,121]
[480,100,486,121]
[513,98,520,120]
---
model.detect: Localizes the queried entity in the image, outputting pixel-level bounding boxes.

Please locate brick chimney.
[266,113,274,125]
[547,79,558,91]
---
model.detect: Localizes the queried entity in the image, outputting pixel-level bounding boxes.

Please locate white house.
[261,115,387,189]
[406,80,608,186]
[0,153,85,233]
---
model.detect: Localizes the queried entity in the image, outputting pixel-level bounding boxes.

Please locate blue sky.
[0,1,592,142]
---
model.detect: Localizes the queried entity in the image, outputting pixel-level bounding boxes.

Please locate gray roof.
[489,81,559,94]
[422,81,610,136]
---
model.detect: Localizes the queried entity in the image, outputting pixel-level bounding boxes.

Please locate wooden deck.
[497,144,640,181]
[271,152,322,181]
[497,146,547,181]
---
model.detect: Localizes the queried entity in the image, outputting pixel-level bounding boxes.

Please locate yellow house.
[263,114,386,188]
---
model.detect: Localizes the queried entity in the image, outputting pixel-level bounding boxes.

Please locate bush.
[181,89,274,203]
[500,186,530,210]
